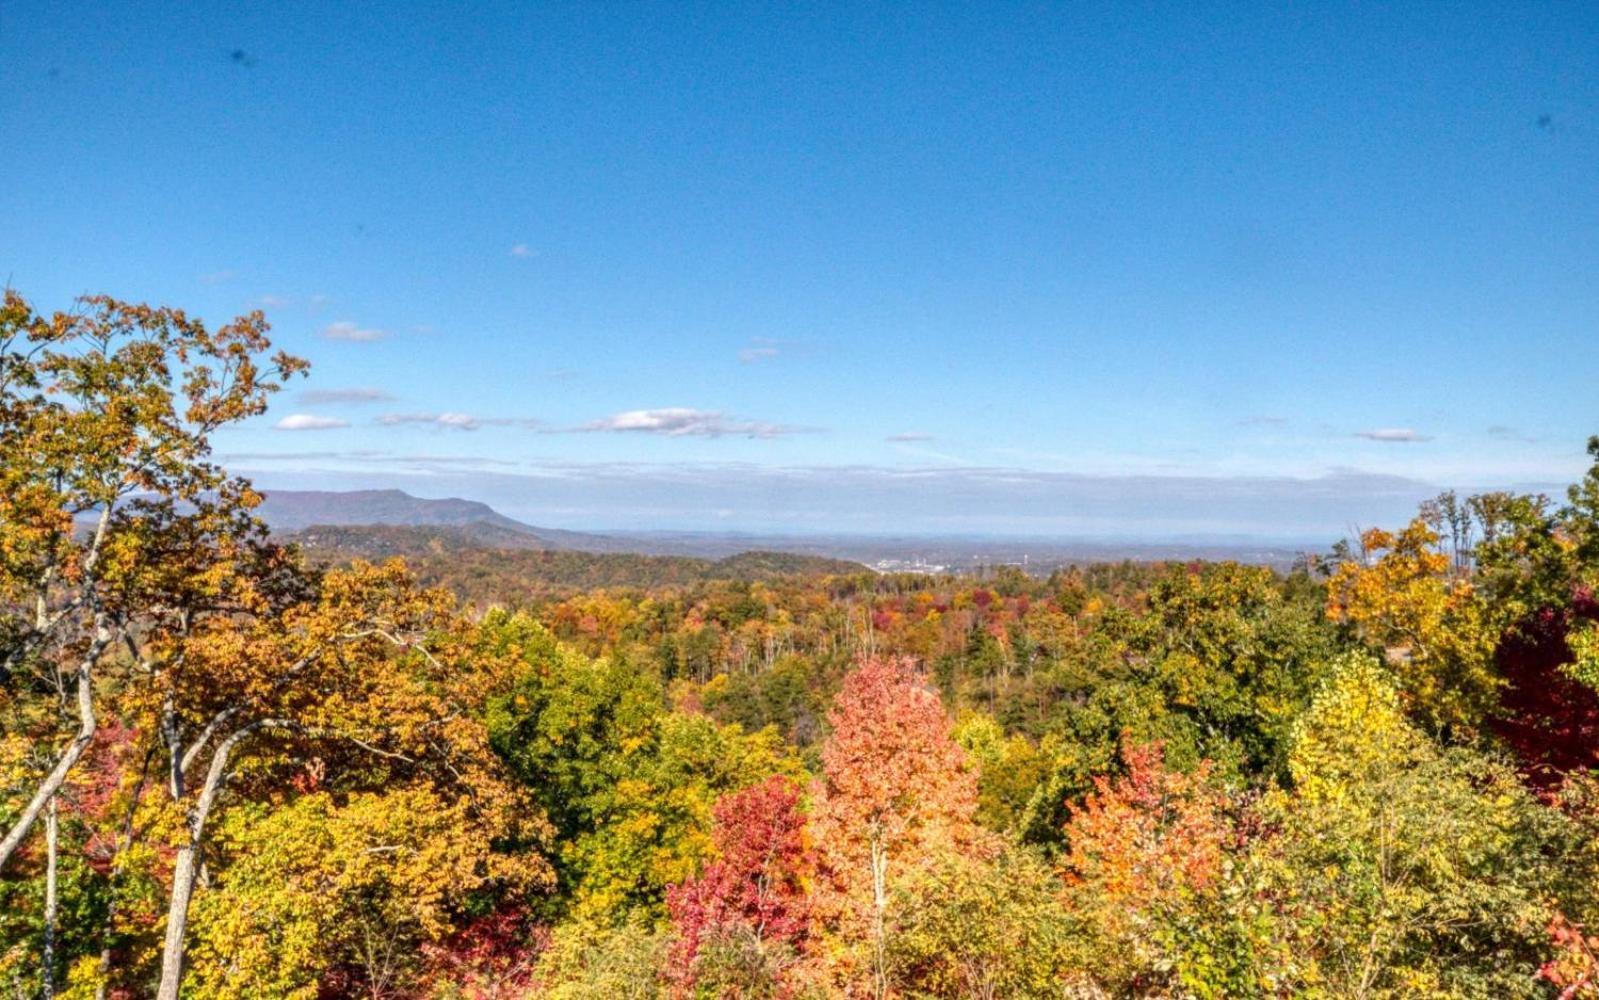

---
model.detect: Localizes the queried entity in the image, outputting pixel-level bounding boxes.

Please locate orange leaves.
[1,288,307,638]
[1541,914,1599,998]
[1061,740,1230,902]
[1053,739,1245,995]
[808,655,984,995]
[812,656,980,864]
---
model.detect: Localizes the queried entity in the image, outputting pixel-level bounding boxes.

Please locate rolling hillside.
[287,522,869,600]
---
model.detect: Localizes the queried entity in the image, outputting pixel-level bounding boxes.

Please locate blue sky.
[3,3,1597,537]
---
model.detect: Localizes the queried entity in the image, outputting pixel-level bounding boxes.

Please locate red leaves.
[418,905,547,999]
[1492,603,1599,794]
[814,656,978,853]
[1539,915,1599,998]
[665,776,810,994]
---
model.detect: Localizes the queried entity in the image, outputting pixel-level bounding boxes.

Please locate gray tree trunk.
[42,797,59,1000]
[0,620,108,874]
[154,723,258,1000]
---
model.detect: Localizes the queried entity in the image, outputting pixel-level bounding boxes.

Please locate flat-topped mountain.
[254,489,531,533]
[254,489,629,551]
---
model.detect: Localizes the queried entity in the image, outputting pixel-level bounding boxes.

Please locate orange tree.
[166,563,552,999]
[808,655,984,998]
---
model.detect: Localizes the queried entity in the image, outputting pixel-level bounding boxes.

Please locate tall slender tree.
[810,655,982,998]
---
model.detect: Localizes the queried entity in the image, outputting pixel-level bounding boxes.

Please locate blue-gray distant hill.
[253,491,871,597]
[253,488,1313,573]
[254,489,632,552]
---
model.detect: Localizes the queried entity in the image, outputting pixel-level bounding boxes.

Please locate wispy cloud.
[377,412,541,432]
[199,269,236,285]
[275,414,350,431]
[223,449,521,475]
[299,387,395,405]
[252,293,334,312]
[509,243,534,258]
[1487,425,1538,444]
[1355,428,1432,443]
[580,408,802,439]
[886,432,934,442]
[379,412,486,431]
[324,321,387,342]
[738,337,787,364]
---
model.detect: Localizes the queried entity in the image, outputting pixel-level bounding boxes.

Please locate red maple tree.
[665,775,811,997]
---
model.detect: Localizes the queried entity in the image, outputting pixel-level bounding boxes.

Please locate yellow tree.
[137,560,551,1000]
[1326,519,1498,735]
[1256,653,1570,996]
[0,290,303,874]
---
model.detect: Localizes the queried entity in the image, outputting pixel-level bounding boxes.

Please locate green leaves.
[483,613,797,924]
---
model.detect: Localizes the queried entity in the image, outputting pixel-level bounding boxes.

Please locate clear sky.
[3,3,1597,537]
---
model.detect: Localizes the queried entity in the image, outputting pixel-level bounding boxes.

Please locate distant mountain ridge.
[255,488,1312,570]
[255,489,530,533]
[285,522,868,594]
[254,489,632,551]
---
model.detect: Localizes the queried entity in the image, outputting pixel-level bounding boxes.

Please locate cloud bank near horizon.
[214,452,1549,539]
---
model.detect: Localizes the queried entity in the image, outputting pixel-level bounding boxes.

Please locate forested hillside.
[290,524,869,597]
[6,294,1599,997]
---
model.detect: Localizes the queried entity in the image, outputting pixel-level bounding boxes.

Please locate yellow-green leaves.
[1286,651,1420,806]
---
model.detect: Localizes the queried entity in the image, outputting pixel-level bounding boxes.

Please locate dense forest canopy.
[5,293,1599,997]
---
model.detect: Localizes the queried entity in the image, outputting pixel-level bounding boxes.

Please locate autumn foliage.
[8,289,1599,998]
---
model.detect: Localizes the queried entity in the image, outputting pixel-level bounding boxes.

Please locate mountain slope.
[254,489,628,551]
[256,489,525,532]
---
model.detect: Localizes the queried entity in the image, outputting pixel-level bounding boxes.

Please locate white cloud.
[377,412,541,432]
[324,321,387,342]
[581,408,799,439]
[379,412,481,431]
[275,414,350,431]
[886,432,934,442]
[510,243,534,258]
[299,387,394,405]
[1355,428,1432,443]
